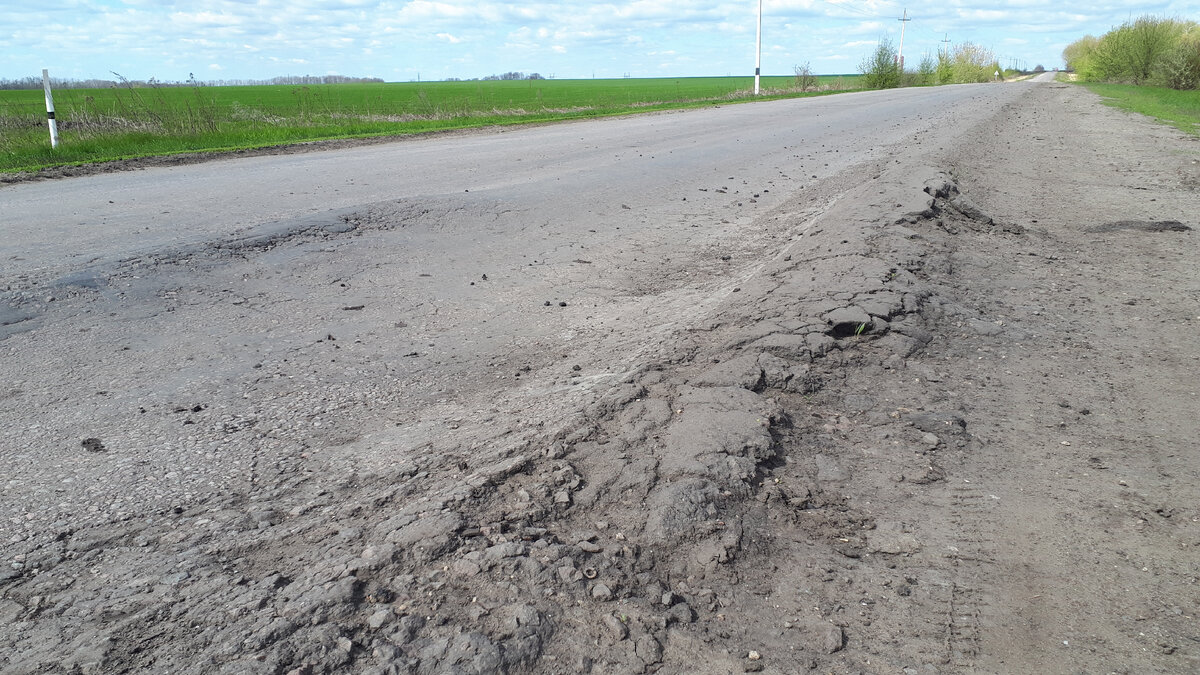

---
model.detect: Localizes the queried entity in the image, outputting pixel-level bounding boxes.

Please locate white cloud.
[0,0,1184,80]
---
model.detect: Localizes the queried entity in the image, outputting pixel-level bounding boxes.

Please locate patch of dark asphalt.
[1087,219,1192,233]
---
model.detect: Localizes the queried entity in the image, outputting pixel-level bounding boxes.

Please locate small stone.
[591,583,614,601]
[603,614,628,641]
[820,624,844,654]
[634,635,662,664]
[337,637,353,652]
[661,591,674,606]
[578,541,601,553]
[665,602,695,624]
[368,609,392,629]
[554,491,571,505]
[748,650,761,660]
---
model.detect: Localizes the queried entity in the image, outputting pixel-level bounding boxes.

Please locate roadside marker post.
[754,0,763,95]
[42,69,60,150]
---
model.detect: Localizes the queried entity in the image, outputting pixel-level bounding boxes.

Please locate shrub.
[793,62,817,92]
[1064,16,1199,89]
[1157,28,1200,89]
[936,52,954,84]
[1063,35,1100,74]
[860,39,901,89]
[949,43,1000,83]
[914,54,937,86]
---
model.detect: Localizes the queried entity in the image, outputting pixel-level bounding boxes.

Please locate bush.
[1063,35,1100,74]
[936,52,954,84]
[860,39,901,89]
[1157,28,1200,89]
[913,54,937,86]
[793,62,817,92]
[949,43,999,83]
[1064,16,1199,89]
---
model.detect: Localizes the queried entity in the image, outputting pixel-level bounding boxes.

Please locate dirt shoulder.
[2,81,1198,674]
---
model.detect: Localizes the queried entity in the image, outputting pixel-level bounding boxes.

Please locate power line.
[816,0,891,20]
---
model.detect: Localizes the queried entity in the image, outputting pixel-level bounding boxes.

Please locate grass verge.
[1080,82,1200,136]
[0,76,861,174]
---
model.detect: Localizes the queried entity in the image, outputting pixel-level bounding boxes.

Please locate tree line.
[1064,16,1200,89]
[0,74,385,90]
[858,39,1004,90]
[444,72,547,82]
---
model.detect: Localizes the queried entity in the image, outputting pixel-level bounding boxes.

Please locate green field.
[0,75,861,173]
[1081,82,1200,136]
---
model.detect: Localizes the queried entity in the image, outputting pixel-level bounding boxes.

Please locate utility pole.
[896,9,911,70]
[941,33,951,56]
[754,0,763,95]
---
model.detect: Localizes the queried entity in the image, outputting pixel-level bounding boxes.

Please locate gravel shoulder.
[2,80,1198,674]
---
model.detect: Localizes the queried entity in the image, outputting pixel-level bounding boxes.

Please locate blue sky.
[2,1,1195,82]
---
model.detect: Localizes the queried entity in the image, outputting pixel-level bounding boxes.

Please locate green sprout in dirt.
[855,322,868,336]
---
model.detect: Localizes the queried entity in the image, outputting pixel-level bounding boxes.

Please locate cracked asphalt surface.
[3,74,1199,673]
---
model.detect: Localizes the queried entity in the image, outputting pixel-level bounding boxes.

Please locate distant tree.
[1033,64,1045,73]
[859,39,901,89]
[948,42,1000,83]
[527,73,545,80]
[915,53,937,85]
[935,51,954,84]
[1063,34,1101,76]
[500,71,524,80]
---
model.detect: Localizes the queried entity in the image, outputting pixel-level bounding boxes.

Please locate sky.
[2,1,1196,83]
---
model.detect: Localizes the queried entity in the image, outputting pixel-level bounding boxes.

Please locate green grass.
[1080,82,1200,135]
[0,75,862,173]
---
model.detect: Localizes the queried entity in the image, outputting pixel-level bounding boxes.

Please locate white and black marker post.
[42,69,60,149]
[754,0,763,95]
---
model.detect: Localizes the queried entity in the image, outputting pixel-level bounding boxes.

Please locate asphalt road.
[3,80,1036,281]
[2,78,1045,540]
[2,78,1051,534]
[19,73,1200,674]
